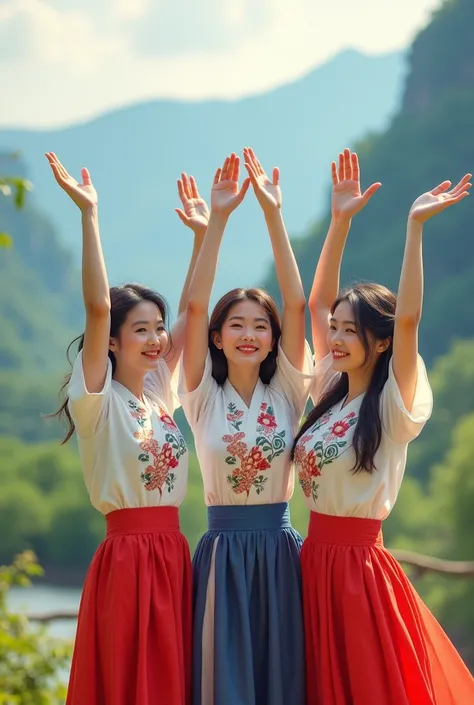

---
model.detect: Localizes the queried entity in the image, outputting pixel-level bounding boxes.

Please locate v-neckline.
[339,392,364,413]
[112,379,152,412]
[224,378,266,432]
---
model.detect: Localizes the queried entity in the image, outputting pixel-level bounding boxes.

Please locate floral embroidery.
[127,400,186,497]
[296,410,357,501]
[224,401,286,496]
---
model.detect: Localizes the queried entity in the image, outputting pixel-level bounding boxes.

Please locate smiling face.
[327,299,389,375]
[211,299,274,372]
[109,300,169,375]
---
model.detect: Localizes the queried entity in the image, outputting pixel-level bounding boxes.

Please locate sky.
[1,0,441,129]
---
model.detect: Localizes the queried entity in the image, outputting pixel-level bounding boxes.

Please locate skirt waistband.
[307,511,383,546]
[105,506,180,538]
[207,502,292,531]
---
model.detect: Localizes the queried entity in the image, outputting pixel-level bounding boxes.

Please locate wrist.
[209,210,230,225]
[407,214,424,232]
[81,204,98,219]
[331,213,352,227]
[264,207,283,224]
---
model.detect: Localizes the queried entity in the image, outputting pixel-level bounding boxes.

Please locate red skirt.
[301,512,474,705]
[66,506,192,705]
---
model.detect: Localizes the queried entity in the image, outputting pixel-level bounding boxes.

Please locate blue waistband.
[207,502,292,531]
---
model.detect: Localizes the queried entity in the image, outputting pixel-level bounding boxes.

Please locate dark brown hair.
[209,288,281,385]
[292,283,396,473]
[52,284,169,443]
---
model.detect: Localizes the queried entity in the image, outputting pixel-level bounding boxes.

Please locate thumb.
[175,208,190,226]
[236,177,251,204]
[362,182,382,203]
[81,167,92,186]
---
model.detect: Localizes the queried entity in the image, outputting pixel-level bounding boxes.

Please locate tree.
[0,174,33,247]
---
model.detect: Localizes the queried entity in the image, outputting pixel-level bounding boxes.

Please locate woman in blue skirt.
[177,149,314,705]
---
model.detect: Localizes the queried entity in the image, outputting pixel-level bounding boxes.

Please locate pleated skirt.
[302,511,474,705]
[66,506,192,705]
[193,502,305,705]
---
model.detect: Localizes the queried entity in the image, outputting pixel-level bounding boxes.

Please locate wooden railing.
[25,549,474,623]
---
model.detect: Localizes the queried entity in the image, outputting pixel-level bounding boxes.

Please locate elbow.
[187,298,208,317]
[84,299,110,317]
[285,296,306,314]
[395,311,421,329]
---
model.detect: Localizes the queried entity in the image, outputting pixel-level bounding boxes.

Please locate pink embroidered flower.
[329,419,351,438]
[159,408,177,429]
[226,409,244,423]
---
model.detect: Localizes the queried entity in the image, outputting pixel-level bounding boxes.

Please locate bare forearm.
[188,212,227,312]
[395,217,423,323]
[265,209,305,308]
[309,216,351,310]
[81,206,110,312]
[177,230,205,315]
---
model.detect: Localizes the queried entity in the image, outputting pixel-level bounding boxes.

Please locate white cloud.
[1,0,441,127]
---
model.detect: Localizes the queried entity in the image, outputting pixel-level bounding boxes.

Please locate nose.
[148,333,159,345]
[242,329,256,341]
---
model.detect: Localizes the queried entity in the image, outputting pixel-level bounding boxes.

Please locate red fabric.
[302,511,474,705]
[66,507,192,705]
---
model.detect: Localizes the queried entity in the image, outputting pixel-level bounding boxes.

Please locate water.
[8,584,81,640]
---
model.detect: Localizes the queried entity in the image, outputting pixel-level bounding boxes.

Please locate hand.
[409,175,471,223]
[331,148,381,220]
[211,153,250,217]
[175,173,209,235]
[243,147,281,214]
[45,152,97,212]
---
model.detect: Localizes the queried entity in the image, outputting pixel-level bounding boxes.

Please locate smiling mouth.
[142,350,160,358]
[332,350,349,359]
[237,346,259,354]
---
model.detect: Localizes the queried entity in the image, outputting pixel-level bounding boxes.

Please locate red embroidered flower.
[304,449,320,477]
[329,419,351,438]
[226,409,244,422]
[257,412,277,431]
[159,408,177,429]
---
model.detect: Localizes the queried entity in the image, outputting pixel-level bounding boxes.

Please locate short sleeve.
[178,351,219,427]
[67,351,112,438]
[310,353,340,406]
[145,358,180,415]
[270,341,316,420]
[381,355,433,445]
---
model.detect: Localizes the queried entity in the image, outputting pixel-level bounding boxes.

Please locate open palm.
[175,173,209,234]
[243,147,281,212]
[409,175,471,223]
[211,153,250,216]
[45,152,97,212]
[331,148,381,219]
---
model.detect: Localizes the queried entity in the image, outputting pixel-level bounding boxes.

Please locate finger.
[273,167,280,186]
[431,180,451,196]
[182,172,193,199]
[213,168,222,185]
[361,182,382,203]
[338,153,344,182]
[244,161,258,186]
[331,162,338,186]
[249,148,264,176]
[175,208,190,225]
[227,153,236,181]
[81,167,91,186]
[449,174,472,195]
[48,153,70,181]
[343,148,352,181]
[177,179,185,203]
[221,157,230,181]
[232,155,240,182]
[190,175,199,199]
[351,153,360,184]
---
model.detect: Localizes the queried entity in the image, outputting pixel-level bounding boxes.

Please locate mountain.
[0,49,404,315]
[264,0,474,366]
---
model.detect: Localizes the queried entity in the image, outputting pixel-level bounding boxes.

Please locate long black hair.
[51,284,169,443]
[292,283,396,473]
[208,288,281,385]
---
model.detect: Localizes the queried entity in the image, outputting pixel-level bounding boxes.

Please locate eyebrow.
[132,319,164,326]
[228,315,269,323]
[329,317,356,325]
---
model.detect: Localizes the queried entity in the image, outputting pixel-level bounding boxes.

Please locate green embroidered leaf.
[138,453,150,462]
[225,456,236,465]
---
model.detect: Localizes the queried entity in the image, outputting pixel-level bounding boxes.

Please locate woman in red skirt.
[292,148,474,704]
[46,154,203,704]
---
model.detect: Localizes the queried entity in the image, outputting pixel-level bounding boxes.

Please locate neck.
[113,365,147,402]
[226,362,261,408]
[345,365,374,404]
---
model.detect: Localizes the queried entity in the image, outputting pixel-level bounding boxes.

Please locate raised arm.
[165,173,209,373]
[309,149,381,361]
[46,153,110,394]
[183,153,250,392]
[243,147,306,370]
[393,174,471,411]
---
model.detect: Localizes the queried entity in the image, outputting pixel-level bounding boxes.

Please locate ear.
[211,331,223,350]
[376,337,391,354]
[109,336,118,352]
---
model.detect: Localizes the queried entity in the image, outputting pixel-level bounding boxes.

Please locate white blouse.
[68,351,188,514]
[179,343,315,506]
[294,353,433,519]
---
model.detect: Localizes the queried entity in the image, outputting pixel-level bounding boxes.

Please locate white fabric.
[68,351,188,514]
[295,353,433,519]
[179,342,315,506]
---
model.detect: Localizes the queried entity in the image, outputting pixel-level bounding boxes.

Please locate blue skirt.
[192,502,305,705]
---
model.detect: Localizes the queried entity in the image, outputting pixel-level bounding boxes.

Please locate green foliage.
[0,552,71,704]
[0,174,33,248]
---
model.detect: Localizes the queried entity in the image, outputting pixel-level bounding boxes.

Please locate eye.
[329,324,336,331]
[230,323,242,328]
[136,327,146,333]
[345,328,357,334]
[157,326,165,333]
[256,325,267,330]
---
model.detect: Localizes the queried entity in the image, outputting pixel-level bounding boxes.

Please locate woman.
[292,148,474,704]
[177,149,314,705]
[46,153,204,705]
